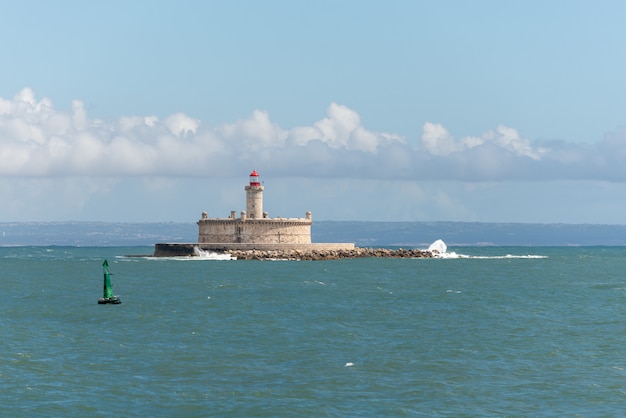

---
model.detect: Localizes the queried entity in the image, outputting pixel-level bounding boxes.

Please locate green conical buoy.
[98,259,121,304]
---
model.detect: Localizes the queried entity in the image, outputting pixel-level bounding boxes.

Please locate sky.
[1,0,626,224]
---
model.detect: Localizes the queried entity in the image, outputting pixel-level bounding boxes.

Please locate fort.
[153,170,356,257]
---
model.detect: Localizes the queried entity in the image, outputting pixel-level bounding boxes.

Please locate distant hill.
[1,221,625,247]
[0,222,197,247]
[313,221,626,247]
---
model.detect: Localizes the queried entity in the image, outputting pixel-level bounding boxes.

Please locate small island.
[153,170,434,260]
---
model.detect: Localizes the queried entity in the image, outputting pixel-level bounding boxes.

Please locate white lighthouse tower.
[245,170,264,219]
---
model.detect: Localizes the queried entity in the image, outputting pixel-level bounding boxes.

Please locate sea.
[3,244,626,417]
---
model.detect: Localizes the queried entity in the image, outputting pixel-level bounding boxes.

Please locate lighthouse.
[183,168,356,253]
[245,170,264,219]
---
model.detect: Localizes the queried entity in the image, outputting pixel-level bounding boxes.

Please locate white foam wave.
[470,254,548,259]
[427,240,547,259]
[192,247,236,260]
[141,248,236,261]
[427,239,447,254]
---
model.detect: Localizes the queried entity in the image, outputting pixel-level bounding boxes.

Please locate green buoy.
[98,259,121,304]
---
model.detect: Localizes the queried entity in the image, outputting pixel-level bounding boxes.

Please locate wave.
[427,239,547,259]
[121,247,236,261]
[193,247,236,260]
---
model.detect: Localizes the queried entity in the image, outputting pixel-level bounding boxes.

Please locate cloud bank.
[1,88,625,182]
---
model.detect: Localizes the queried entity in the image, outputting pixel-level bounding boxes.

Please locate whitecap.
[193,247,236,260]
[428,239,447,254]
[427,239,465,258]
[426,239,547,259]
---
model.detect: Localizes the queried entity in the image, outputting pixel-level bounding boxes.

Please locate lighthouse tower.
[245,170,264,219]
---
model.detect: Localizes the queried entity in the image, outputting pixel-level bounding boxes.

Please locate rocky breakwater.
[228,247,435,260]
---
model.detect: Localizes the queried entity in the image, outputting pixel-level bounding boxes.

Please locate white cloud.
[420,122,542,161]
[288,102,404,153]
[72,100,88,131]
[0,87,625,185]
[421,122,459,156]
[484,125,542,160]
[164,112,199,137]
[219,109,288,151]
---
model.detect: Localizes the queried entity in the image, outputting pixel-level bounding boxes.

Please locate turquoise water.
[2,246,626,416]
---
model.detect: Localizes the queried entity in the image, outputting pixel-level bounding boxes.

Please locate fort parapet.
[198,214,312,244]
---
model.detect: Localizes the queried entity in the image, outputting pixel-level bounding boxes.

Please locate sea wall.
[153,243,433,260]
[228,247,434,260]
[154,242,354,257]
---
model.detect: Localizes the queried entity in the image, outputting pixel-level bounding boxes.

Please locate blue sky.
[1,0,626,224]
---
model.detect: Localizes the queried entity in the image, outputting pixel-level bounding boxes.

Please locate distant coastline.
[1,221,626,247]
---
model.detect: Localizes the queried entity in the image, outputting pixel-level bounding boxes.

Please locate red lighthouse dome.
[249,170,260,186]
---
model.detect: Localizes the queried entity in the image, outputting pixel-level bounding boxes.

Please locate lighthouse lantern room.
[249,170,260,186]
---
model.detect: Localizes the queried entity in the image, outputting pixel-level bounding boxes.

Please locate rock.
[225,247,433,260]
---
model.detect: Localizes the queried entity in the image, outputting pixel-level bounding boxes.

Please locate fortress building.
[197,170,312,245]
[154,170,355,256]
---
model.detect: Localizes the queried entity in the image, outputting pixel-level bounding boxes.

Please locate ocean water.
[2,245,626,416]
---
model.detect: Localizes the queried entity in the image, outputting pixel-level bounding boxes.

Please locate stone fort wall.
[198,218,312,244]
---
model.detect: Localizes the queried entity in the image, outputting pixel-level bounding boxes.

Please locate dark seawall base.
[154,242,355,257]
[153,243,433,260]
